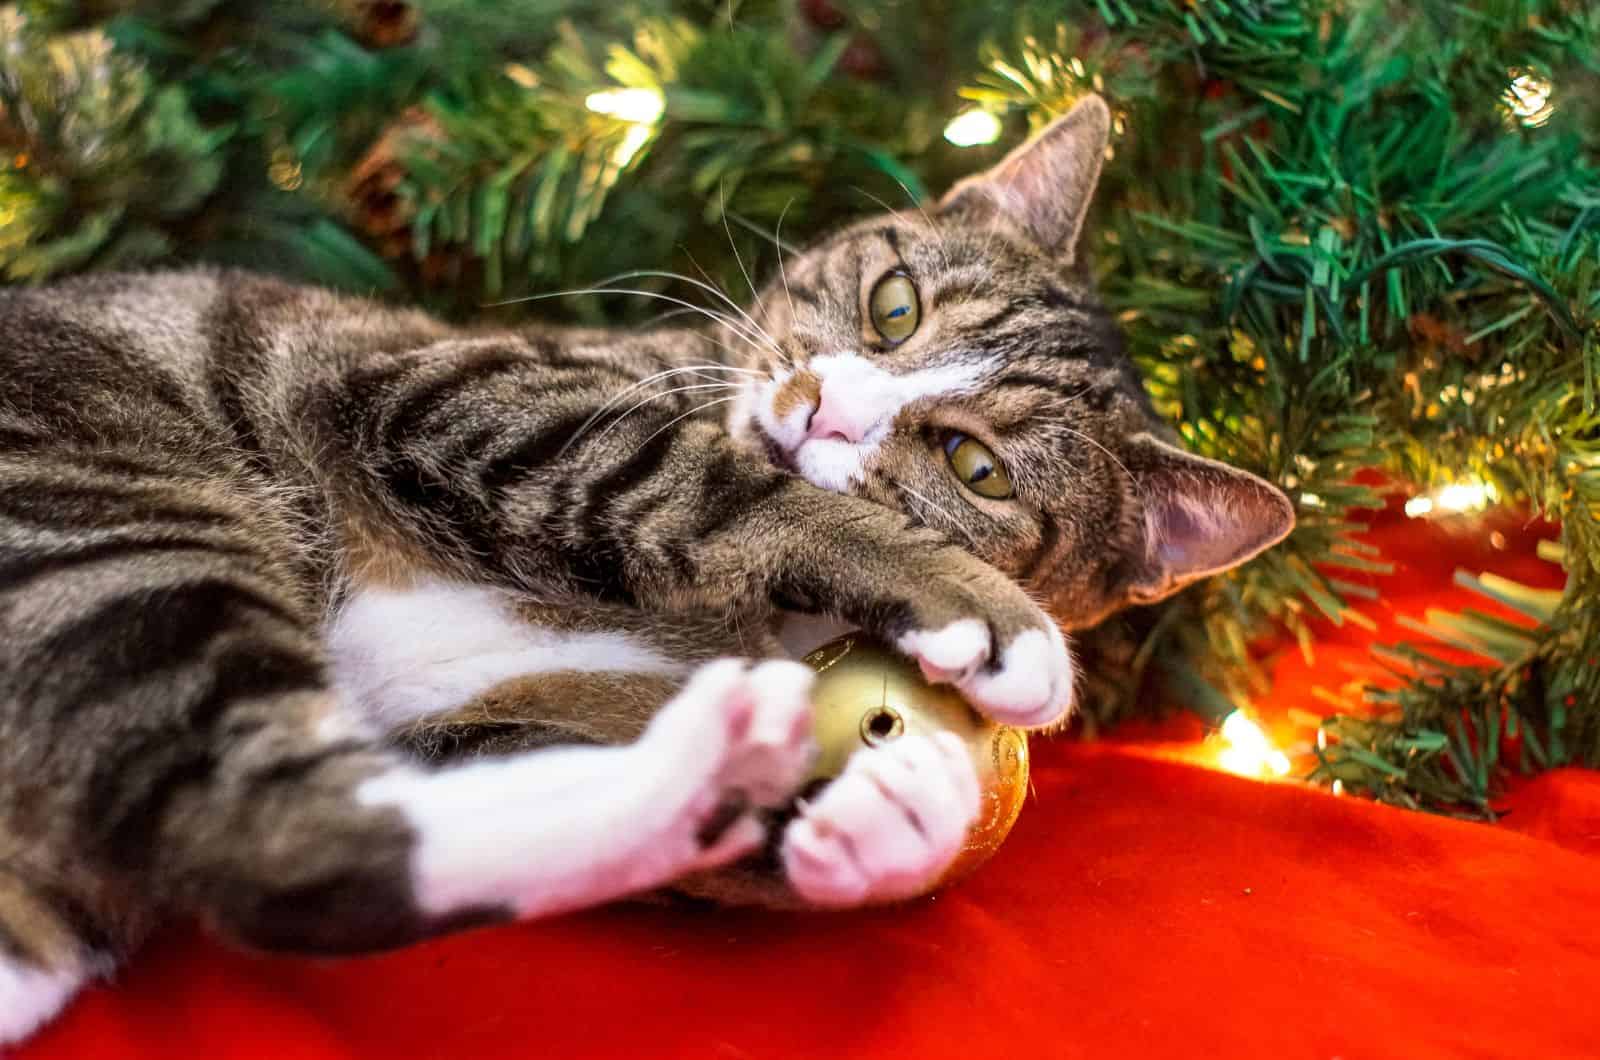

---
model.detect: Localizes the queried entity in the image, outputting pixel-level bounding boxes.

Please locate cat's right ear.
[937,94,1111,266]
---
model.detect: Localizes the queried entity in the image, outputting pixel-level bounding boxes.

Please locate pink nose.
[806,385,883,445]
[806,401,870,443]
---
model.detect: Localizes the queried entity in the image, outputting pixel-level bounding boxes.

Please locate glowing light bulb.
[944,108,1003,147]
[1405,479,1497,518]
[585,87,665,125]
[1504,72,1554,128]
[1434,480,1496,511]
[611,123,653,167]
[1217,710,1292,778]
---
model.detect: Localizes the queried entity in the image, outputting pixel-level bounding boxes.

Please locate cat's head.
[724,95,1293,629]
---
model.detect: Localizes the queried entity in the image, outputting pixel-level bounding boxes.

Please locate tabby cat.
[0,96,1292,1042]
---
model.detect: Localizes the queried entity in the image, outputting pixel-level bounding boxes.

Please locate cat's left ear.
[937,94,1111,265]
[1120,433,1296,605]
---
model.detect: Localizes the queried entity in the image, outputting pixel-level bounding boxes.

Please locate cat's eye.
[944,433,1013,499]
[869,272,920,343]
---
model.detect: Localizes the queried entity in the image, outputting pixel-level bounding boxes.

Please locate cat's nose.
[805,397,875,444]
[802,362,890,444]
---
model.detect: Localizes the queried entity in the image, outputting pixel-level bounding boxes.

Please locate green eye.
[869,272,920,343]
[944,433,1013,499]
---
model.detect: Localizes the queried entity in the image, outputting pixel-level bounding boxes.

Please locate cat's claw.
[781,731,981,907]
[897,618,1073,729]
[639,658,818,873]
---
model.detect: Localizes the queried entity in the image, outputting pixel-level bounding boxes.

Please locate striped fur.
[0,96,1291,1040]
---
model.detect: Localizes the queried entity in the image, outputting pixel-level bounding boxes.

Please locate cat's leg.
[390,650,987,910]
[0,659,815,1043]
[0,452,813,1042]
[0,867,114,1045]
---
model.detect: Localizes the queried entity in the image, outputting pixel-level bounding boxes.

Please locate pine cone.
[349,0,419,49]
[347,107,442,250]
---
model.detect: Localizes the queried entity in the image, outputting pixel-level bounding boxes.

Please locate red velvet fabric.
[18,508,1600,1059]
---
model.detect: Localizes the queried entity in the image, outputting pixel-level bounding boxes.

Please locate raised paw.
[896,613,1073,729]
[781,731,981,908]
[639,658,818,870]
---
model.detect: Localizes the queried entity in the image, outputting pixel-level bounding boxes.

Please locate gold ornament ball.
[801,633,1030,890]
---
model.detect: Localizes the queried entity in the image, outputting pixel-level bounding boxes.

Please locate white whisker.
[601,268,782,357]
[1063,426,1135,486]
[853,185,953,271]
[556,366,752,457]
[891,478,979,547]
[628,395,739,456]
[584,381,740,449]
[490,286,774,359]
[774,197,798,328]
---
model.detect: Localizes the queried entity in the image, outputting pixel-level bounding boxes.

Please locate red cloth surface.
[18,507,1600,1059]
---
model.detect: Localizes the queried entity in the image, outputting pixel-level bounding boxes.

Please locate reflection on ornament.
[944,108,1003,147]
[802,633,1029,890]
[1216,710,1291,778]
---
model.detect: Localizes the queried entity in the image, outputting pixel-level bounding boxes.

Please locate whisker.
[774,197,799,329]
[584,381,741,450]
[718,183,772,342]
[896,178,954,271]
[557,366,752,457]
[604,267,782,357]
[1062,426,1136,486]
[852,185,953,270]
[728,209,799,256]
[490,286,774,358]
[628,395,739,456]
[890,477,979,547]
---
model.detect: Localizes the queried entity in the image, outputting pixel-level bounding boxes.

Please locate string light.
[944,108,1003,147]
[1404,479,1498,518]
[611,124,653,167]
[584,88,664,167]
[1216,710,1292,778]
[1503,71,1555,128]
[584,87,665,124]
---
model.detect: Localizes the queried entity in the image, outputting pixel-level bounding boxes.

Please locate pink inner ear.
[1142,465,1296,586]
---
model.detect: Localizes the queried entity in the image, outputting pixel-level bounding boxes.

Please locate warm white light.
[585,87,665,125]
[1405,479,1497,518]
[611,123,652,167]
[1217,710,1292,778]
[1504,72,1554,128]
[1434,480,1496,511]
[1300,492,1324,508]
[944,108,1003,147]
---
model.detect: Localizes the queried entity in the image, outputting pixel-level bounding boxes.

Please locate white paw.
[642,658,818,869]
[897,621,1073,728]
[781,732,981,907]
[0,957,86,1046]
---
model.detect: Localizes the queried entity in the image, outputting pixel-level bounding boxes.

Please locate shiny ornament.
[802,633,1030,889]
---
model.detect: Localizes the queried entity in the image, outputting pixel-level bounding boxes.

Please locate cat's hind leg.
[0,447,814,1043]
[0,871,108,1046]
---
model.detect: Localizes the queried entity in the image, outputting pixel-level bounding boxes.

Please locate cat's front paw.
[640,658,819,871]
[781,732,981,907]
[891,563,1074,727]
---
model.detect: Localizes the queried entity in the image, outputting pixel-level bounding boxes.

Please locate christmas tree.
[1,0,1595,816]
